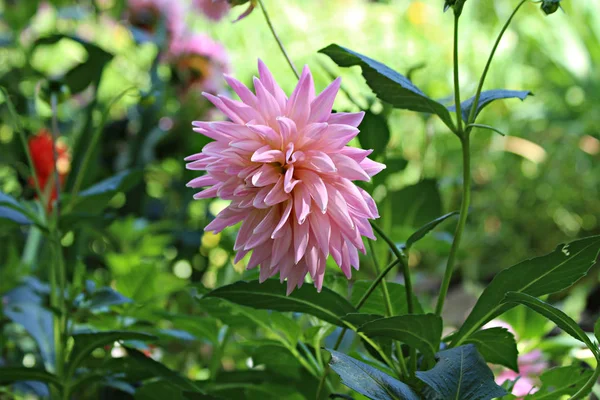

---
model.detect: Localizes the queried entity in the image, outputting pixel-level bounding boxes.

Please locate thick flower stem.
[258,0,300,80]
[315,258,402,399]
[452,13,463,135]
[435,134,471,316]
[466,0,529,128]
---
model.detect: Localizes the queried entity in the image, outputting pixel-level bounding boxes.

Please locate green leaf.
[503,292,599,357]
[86,287,133,310]
[464,328,518,372]
[525,366,593,399]
[34,34,114,93]
[67,331,156,378]
[319,44,456,131]
[358,314,443,363]
[343,313,394,364]
[416,344,507,400]
[389,180,443,229]
[405,212,459,249]
[449,90,532,122]
[358,111,391,159]
[135,381,187,400]
[350,281,423,316]
[327,349,420,400]
[594,318,600,344]
[452,236,600,346]
[204,280,356,327]
[0,367,62,388]
[0,192,33,226]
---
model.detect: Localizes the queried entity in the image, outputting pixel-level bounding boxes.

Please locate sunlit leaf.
[449,90,532,122]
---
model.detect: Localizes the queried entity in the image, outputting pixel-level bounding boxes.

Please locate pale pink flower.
[496,350,547,398]
[193,0,231,21]
[186,60,385,294]
[126,0,185,40]
[168,33,231,95]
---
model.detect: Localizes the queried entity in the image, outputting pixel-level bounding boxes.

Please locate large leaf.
[67,331,156,378]
[327,349,420,400]
[358,314,443,362]
[464,328,518,372]
[449,90,532,122]
[416,344,506,400]
[350,281,423,316]
[452,236,600,346]
[405,212,459,249]
[204,280,356,327]
[0,367,61,388]
[319,44,456,130]
[358,111,390,159]
[343,313,394,364]
[503,292,599,357]
[389,180,443,228]
[525,366,593,399]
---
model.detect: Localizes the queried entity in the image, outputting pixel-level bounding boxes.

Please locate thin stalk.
[315,258,402,399]
[466,0,529,128]
[368,240,409,378]
[452,13,463,135]
[435,134,471,315]
[370,223,414,314]
[258,0,299,79]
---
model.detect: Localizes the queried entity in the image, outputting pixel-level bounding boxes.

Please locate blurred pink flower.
[126,0,185,39]
[168,33,231,95]
[193,0,231,21]
[186,60,384,294]
[496,350,547,398]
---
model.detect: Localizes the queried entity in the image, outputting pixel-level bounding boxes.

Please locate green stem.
[315,258,402,399]
[452,12,463,134]
[258,0,300,79]
[435,134,471,316]
[370,223,414,314]
[466,0,529,128]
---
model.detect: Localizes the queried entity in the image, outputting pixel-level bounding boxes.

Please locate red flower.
[28,129,70,207]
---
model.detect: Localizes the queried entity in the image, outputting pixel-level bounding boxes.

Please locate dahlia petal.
[271,224,292,267]
[293,217,309,264]
[327,111,365,127]
[230,139,264,152]
[360,157,387,177]
[247,245,270,270]
[358,187,380,218]
[252,186,272,209]
[254,76,283,120]
[264,177,289,206]
[309,77,341,123]
[234,248,250,264]
[258,59,288,108]
[340,146,373,163]
[305,245,319,279]
[272,200,293,238]
[247,124,281,145]
[283,165,300,193]
[193,126,230,142]
[295,169,328,212]
[303,122,328,140]
[259,259,277,282]
[323,125,360,149]
[309,211,330,256]
[277,117,298,144]
[234,210,264,250]
[187,175,218,188]
[286,65,314,127]
[302,151,337,173]
[250,164,281,187]
[251,145,284,163]
[331,153,371,181]
[293,184,311,225]
[193,185,219,199]
[203,93,245,124]
[224,74,258,107]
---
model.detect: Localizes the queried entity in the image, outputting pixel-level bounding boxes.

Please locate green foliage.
[450,90,532,123]
[464,328,518,372]
[358,111,391,159]
[389,180,443,229]
[526,366,592,399]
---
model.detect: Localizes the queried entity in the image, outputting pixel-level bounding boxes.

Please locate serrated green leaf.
[452,236,600,346]
[465,328,518,371]
[525,366,592,399]
[358,111,390,159]
[449,90,532,122]
[405,212,459,249]
[319,44,456,131]
[416,344,507,400]
[327,349,420,400]
[358,314,442,363]
[204,280,356,327]
[503,292,599,357]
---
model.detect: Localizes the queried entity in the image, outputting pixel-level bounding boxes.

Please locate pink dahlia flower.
[193,0,231,21]
[168,33,231,95]
[186,60,385,294]
[496,350,547,398]
[126,0,185,40]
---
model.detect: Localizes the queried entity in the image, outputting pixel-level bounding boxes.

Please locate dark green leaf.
[451,236,600,347]
[343,313,393,364]
[3,301,54,366]
[416,344,507,400]
[503,292,599,357]
[449,90,532,122]
[67,331,156,377]
[204,280,356,327]
[465,328,518,371]
[319,44,456,130]
[0,367,62,388]
[0,192,32,226]
[350,281,423,316]
[358,314,443,362]
[358,111,391,159]
[525,366,592,399]
[327,349,420,400]
[389,180,443,228]
[86,287,132,310]
[405,212,459,249]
